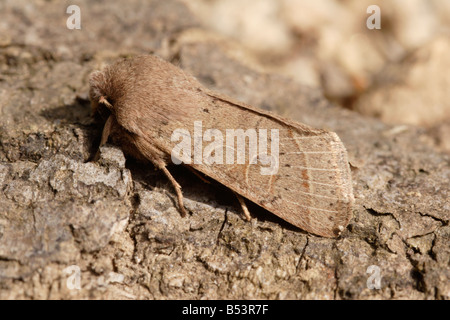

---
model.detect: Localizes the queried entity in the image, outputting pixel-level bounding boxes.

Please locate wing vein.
[284,199,338,213]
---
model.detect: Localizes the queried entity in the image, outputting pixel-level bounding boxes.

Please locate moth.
[89,55,354,237]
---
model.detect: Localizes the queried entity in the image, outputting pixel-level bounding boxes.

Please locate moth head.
[89,70,114,118]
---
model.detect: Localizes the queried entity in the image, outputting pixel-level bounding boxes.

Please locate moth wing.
[185,89,354,238]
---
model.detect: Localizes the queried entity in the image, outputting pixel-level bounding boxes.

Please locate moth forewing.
[167,90,354,238]
[89,54,354,238]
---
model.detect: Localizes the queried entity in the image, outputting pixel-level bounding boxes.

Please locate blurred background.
[183,0,450,134]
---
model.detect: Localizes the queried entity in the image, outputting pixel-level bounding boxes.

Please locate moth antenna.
[186,167,210,184]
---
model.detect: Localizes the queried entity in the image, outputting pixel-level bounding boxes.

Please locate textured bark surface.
[0,0,448,299]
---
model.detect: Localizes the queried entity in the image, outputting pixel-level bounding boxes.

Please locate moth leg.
[158,164,188,217]
[131,135,188,217]
[234,193,252,221]
[93,115,114,161]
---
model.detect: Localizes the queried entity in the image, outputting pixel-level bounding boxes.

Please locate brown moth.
[89,55,354,238]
